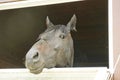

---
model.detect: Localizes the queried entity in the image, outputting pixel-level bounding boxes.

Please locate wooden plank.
[0,0,23,3]
[0,67,109,80]
[0,0,83,10]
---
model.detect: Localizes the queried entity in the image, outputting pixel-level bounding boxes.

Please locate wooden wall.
[113,0,120,80]
[0,0,108,68]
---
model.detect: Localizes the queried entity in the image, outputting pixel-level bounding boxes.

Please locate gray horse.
[25,14,77,74]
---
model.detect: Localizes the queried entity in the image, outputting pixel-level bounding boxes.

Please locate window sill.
[0,67,110,80]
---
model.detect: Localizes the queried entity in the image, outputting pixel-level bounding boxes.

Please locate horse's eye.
[59,35,65,39]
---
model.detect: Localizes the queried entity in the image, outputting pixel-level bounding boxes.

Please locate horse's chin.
[30,68,43,74]
[29,64,45,74]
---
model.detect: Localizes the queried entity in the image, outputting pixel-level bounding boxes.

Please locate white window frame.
[0,0,113,80]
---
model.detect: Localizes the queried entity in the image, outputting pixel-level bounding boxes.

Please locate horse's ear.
[46,16,54,28]
[67,14,77,32]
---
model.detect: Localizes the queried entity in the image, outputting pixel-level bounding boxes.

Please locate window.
[0,0,112,80]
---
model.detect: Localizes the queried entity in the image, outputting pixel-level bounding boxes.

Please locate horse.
[25,14,77,74]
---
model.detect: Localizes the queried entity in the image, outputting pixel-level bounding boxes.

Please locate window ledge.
[0,67,110,80]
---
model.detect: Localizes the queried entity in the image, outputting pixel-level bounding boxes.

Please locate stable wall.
[113,0,120,80]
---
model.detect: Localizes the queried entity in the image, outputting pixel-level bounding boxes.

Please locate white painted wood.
[0,67,110,80]
[0,0,83,10]
[95,69,110,80]
[108,0,114,73]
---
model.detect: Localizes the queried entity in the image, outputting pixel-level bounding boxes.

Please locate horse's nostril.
[33,52,39,59]
[33,52,39,63]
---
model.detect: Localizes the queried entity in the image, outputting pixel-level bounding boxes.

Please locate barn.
[0,0,119,80]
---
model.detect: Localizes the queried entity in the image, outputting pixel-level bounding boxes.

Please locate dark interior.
[0,0,108,68]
